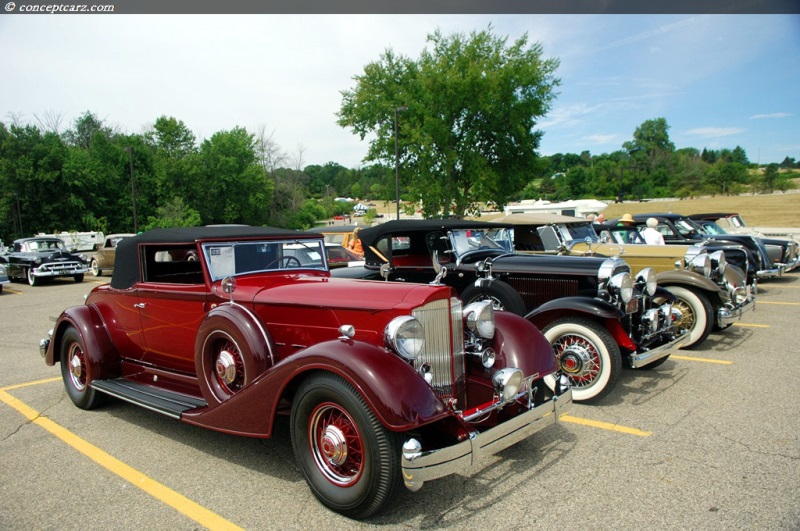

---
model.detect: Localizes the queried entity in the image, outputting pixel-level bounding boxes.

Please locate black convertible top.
[357,219,511,248]
[111,225,314,289]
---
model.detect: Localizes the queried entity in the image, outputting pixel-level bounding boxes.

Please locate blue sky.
[1,15,798,167]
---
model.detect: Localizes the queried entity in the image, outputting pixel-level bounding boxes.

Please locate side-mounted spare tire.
[195,306,274,406]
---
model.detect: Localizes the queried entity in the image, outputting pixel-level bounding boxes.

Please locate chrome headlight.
[709,250,726,276]
[642,308,660,333]
[731,286,749,305]
[462,301,495,339]
[609,272,633,303]
[689,254,711,277]
[492,367,524,402]
[635,267,657,296]
[384,316,425,360]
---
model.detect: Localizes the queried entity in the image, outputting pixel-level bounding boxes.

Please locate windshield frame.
[201,238,329,281]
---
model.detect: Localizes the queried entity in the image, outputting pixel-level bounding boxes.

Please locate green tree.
[143,196,202,230]
[338,26,560,217]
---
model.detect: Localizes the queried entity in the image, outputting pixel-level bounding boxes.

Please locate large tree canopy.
[337,26,560,217]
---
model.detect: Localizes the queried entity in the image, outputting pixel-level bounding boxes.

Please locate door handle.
[134,303,146,309]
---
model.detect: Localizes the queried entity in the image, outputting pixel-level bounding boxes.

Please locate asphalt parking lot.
[1,275,799,530]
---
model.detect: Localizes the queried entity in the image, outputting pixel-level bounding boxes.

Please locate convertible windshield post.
[202,239,327,281]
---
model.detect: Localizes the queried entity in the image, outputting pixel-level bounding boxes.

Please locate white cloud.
[685,127,746,138]
[749,113,792,120]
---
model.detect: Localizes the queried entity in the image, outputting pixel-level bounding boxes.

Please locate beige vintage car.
[493,213,755,349]
[89,233,135,276]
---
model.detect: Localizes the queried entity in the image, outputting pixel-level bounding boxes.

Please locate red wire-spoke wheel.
[291,373,402,519]
[309,403,364,486]
[59,326,105,410]
[542,317,622,404]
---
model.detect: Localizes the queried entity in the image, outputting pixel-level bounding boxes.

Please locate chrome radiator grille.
[412,297,465,399]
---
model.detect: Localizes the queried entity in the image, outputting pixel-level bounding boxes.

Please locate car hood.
[487,253,624,276]
[250,275,451,312]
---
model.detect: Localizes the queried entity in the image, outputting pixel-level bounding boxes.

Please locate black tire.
[542,317,622,403]
[27,267,38,286]
[73,273,84,283]
[658,286,713,349]
[60,326,106,410]
[291,373,402,519]
[90,259,101,276]
[460,280,527,316]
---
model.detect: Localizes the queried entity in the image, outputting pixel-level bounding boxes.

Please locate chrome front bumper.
[717,296,756,327]
[778,257,800,273]
[33,263,89,278]
[628,331,686,369]
[401,388,572,492]
[756,266,784,279]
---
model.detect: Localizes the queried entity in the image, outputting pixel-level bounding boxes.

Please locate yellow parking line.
[0,376,60,392]
[561,414,652,437]
[0,387,243,531]
[758,301,800,306]
[671,355,733,365]
[733,322,770,328]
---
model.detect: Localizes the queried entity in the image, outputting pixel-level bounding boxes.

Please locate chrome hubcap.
[320,425,348,467]
[215,350,237,385]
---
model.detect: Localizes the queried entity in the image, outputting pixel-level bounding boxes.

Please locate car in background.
[308,225,360,249]
[333,219,686,403]
[605,213,780,283]
[2,237,88,285]
[39,225,571,519]
[497,213,755,349]
[691,212,800,242]
[689,214,799,273]
[89,233,135,276]
[0,262,8,293]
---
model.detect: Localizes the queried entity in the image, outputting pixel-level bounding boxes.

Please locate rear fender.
[181,339,448,437]
[46,305,120,381]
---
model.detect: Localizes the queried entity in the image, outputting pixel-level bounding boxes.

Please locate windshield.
[202,239,327,281]
[26,239,65,251]
[601,228,645,245]
[675,219,700,236]
[699,222,727,235]
[560,222,600,243]
[449,228,513,256]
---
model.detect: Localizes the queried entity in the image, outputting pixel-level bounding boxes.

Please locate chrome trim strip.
[628,333,686,368]
[717,297,756,327]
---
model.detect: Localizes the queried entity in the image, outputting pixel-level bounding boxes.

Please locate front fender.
[46,305,120,381]
[492,311,557,377]
[182,339,448,437]
[525,296,623,324]
[656,270,722,294]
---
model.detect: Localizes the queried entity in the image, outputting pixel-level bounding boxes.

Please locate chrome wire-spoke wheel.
[309,402,364,486]
[553,335,600,388]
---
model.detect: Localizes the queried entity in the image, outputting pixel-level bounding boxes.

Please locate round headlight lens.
[492,367,524,401]
[709,250,726,275]
[635,267,657,296]
[732,286,748,305]
[463,301,495,339]
[385,316,425,360]
[609,272,633,303]
[690,254,711,278]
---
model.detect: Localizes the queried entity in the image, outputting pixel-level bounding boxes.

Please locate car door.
[135,245,209,374]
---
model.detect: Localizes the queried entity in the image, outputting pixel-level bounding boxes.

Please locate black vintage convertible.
[331,219,687,403]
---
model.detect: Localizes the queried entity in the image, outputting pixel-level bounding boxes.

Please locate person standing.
[641,217,665,245]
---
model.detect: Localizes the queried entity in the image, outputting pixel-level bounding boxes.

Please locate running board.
[91,379,207,419]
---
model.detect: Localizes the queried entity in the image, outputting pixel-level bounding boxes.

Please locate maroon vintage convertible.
[40,226,572,519]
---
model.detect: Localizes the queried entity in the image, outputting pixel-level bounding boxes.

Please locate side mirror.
[379,263,391,280]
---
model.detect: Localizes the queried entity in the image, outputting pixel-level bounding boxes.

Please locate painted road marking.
[671,355,733,365]
[733,323,771,328]
[0,381,243,531]
[561,415,652,437]
[757,301,800,306]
